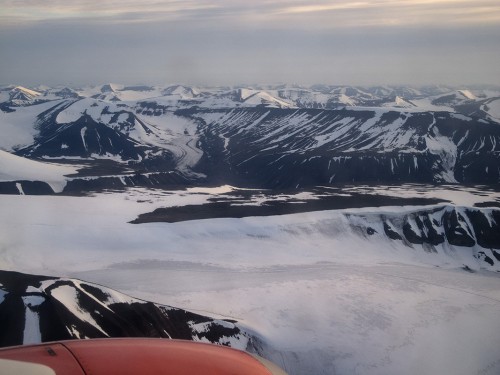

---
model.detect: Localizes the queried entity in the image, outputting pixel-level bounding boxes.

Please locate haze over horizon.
[1,0,499,87]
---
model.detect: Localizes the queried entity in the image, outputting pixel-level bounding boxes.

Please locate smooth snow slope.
[0,191,499,375]
[0,150,78,193]
[0,100,63,151]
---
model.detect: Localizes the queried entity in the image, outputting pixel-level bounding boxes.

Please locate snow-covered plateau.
[0,186,499,375]
[1,83,500,374]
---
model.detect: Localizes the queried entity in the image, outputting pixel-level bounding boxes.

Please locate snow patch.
[0,289,7,304]
[15,183,25,195]
[48,284,109,336]
[22,294,44,344]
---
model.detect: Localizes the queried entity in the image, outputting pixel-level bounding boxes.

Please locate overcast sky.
[1,0,499,86]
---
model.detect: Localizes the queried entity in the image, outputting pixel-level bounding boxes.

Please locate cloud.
[0,0,220,24]
[2,0,499,28]
[0,1,499,86]
[276,0,500,28]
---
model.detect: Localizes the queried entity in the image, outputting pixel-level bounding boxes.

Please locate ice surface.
[1,187,500,375]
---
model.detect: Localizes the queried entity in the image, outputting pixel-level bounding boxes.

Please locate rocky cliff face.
[191,108,500,188]
[345,205,500,270]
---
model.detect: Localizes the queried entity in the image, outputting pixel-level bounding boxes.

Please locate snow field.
[0,189,499,375]
[0,150,79,193]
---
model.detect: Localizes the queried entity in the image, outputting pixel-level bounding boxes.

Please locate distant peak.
[12,86,41,96]
[457,89,476,100]
[100,83,123,93]
[162,85,199,98]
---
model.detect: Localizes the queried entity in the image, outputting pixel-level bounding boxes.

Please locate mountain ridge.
[0,270,255,350]
[0,84,499,193]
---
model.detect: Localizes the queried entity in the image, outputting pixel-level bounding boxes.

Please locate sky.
[0,0,499,87]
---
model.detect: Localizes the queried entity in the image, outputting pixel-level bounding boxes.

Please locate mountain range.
[1,83,499,193]
[1,83,500,374]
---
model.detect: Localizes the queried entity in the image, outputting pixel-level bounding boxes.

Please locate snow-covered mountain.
[0,84,499,193]
[193,107,500,187]
[1,83,500,375]
[162,84,200,99]
[8,86,42,105]
[0,270,253,350]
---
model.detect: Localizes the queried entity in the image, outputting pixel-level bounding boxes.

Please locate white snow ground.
[0,189,499,375]
[0,150,79,193]
[0,100,64,151]
[21,294,44,345]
